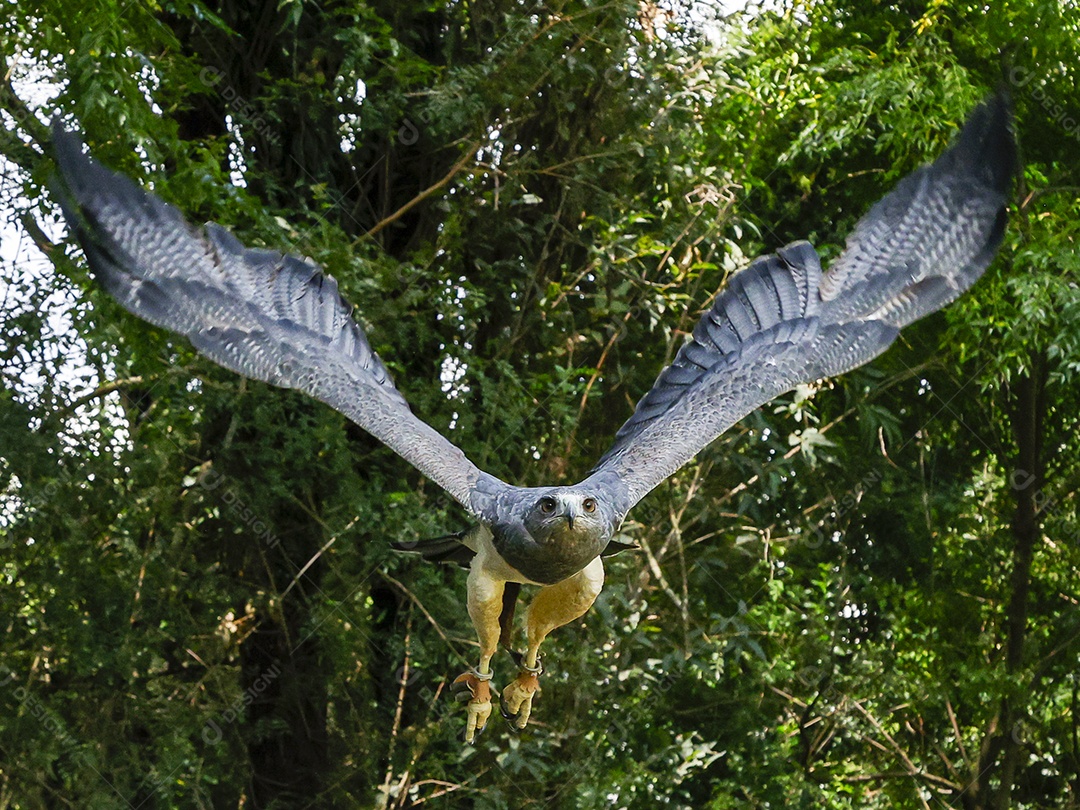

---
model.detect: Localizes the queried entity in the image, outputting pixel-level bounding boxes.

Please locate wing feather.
[52,124,503,517]
[588,94,1015,516]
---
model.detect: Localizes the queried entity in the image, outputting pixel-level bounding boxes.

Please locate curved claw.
[500,668,541,732]
[452,670,494,744]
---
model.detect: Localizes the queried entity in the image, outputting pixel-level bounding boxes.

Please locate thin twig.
[946,698,970,767]
[850,701,938,809]
[279,503,363,600]
[715,362,935,508]
[362,144,480,239]
[379,610,413,806]
[636,532,685,618]
[58,375,145,415]
[381,573,469,663]
[281,535,338,600]
[562,306,630,459]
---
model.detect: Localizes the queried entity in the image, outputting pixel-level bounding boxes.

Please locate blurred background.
[1,1,1078,807]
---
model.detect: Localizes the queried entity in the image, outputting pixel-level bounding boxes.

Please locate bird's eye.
[539,497,556,514]
[583,498,597,513]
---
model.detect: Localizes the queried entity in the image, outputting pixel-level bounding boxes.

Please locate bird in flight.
[52,94,1014,743]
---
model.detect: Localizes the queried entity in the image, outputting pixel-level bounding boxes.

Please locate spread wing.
[51,124,507,518]
[588,93,1015,516]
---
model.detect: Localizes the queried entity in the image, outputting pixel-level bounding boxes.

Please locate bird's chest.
[491,523,606,586]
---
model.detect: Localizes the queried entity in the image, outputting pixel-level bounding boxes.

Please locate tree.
[0,0,1077,807]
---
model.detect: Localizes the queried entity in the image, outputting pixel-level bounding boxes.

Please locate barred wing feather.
[52,125,498,516]
[590,94,1015,515]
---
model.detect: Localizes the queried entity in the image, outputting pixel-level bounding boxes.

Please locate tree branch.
[361,144,480,240]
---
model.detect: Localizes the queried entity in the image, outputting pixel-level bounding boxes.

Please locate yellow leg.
[502,556,604,730]
[453,562,505,743]
[467,562,504,677]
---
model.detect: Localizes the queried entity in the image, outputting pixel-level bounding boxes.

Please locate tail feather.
[602,538,639,556]
[389,533,475,568]
[499,582,522,650]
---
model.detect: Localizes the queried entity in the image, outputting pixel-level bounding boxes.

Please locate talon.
[452,669,494,744]
[500,660,542,731]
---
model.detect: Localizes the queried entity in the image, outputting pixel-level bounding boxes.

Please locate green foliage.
[1,0,1078,808]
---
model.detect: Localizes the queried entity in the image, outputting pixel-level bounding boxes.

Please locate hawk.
[52,94,1014,743]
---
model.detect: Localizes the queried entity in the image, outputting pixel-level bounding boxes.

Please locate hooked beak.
[563,507,577,530]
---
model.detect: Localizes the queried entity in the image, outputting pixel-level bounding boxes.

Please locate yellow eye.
[539,497,556,514]
[583,498,596,513]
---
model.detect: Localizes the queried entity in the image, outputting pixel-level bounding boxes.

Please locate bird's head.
[523,489,605,545]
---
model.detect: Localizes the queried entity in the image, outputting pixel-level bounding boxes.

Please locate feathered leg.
[452,562,504,743]
[501,556,605,731]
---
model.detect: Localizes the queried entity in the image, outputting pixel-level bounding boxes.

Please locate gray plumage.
[51,93,1015,589]
[586,93,1014,514]
[52,129,487,513]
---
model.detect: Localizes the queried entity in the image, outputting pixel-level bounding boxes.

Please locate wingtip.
[49,121,92,232]
[776,240,821,272]
[49,117,76,149]
[49,120,113,225]
[954,91,1018,196]
[50,119,92,181]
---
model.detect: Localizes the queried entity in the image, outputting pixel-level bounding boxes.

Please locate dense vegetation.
[1,0,1078,807]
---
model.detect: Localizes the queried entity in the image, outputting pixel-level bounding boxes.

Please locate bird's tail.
[389,532,476,568]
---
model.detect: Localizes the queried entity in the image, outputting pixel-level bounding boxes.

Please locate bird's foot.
[451,668,494,744]
[500,656,542,732]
